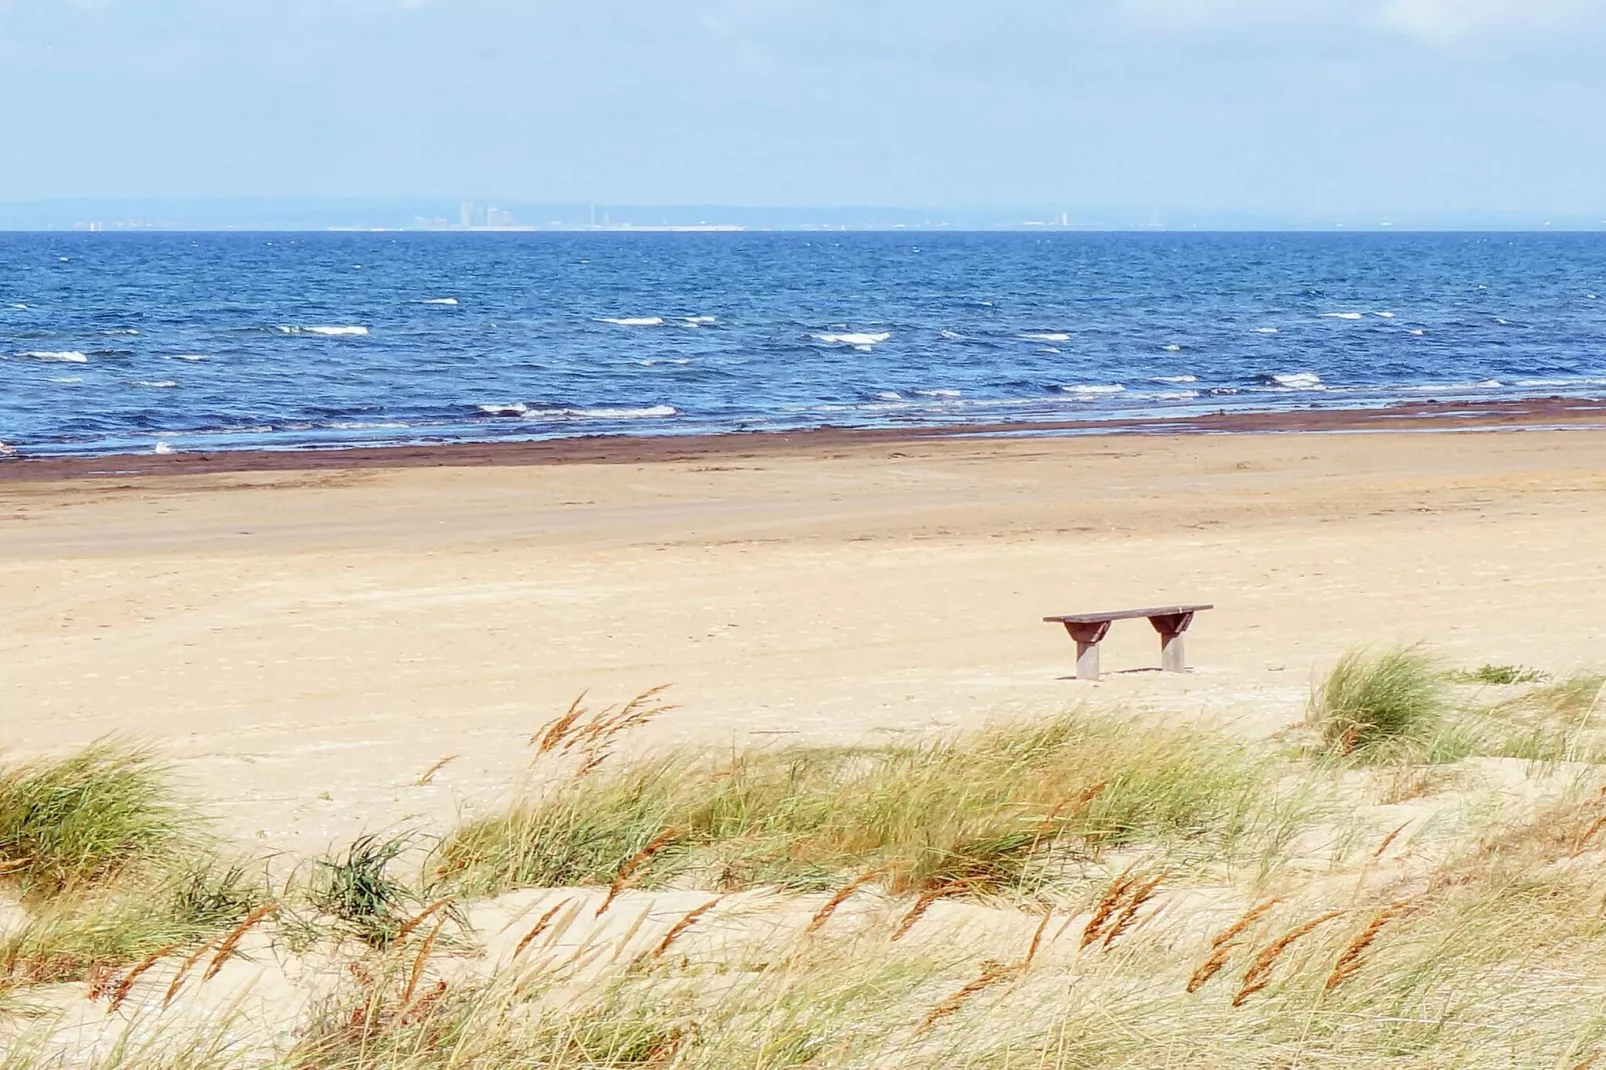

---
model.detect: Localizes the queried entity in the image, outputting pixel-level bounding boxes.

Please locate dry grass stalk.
[918,964,1016,1033]
[0,856,27,874]
[1232,909,1346,1007]
[415,755,458,786]
[202,901,278,982]
[532,694,588,752]
[1187,898,1280,994]
[891,885,950,943]
[513,898,574,960]
[105,943,180,1014]
[1081,869,1139,948]
[1021,911,1055,969]
[401,916,447,1005]
[805,868,884,937]
[163,937,220,1007]
[1573,814,1606,856]
[1103,873,1164,950]
[1034,780,1107,839]
[1325,900,1414,991]
[1373,821,1411,858]
[394,897,455,944]
[597,828,681,917]
[650,897,723,960]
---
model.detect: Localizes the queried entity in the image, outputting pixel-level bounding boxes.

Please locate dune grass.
[1311,645,1448,761]
[430,710,1269,901]
[0,741,188,899]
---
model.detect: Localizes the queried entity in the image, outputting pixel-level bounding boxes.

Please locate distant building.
[485,207,517,227]
[459,200,478,228]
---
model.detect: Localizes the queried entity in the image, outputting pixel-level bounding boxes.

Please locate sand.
[3,424,1604,855]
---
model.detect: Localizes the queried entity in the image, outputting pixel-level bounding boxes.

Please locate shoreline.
[3,395,1604,482]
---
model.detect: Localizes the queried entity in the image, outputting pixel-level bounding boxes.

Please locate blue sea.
[2,231,1604,457]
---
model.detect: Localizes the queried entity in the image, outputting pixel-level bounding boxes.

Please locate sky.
[1,0,1604,218]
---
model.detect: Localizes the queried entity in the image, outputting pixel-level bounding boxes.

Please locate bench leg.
[1148,612,1197,674]
[1064,621,1112,681]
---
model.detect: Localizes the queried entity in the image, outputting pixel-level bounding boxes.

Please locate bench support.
[1148,612,1197,674]
[1063,621,1112,681]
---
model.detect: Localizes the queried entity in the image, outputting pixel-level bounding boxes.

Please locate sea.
[2,231,1604,457]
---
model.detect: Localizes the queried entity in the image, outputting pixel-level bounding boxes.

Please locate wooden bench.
[1044,604,1213,681]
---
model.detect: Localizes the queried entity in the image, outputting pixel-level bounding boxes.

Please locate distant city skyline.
[2,2,1604,218]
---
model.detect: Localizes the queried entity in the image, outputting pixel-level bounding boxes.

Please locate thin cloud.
[1120,0,1604,43]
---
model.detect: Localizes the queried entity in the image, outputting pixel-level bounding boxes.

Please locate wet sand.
[3,411,1604,853]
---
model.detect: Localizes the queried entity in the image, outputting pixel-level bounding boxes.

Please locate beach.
[5,417,1603,854]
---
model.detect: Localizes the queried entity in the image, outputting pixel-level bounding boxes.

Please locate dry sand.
[3,425,1604,855]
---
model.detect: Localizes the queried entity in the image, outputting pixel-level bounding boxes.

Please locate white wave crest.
[1373,311,1396,319]
[8,303,27,310]
[136,380,177,388]
[102,329,140,335]
[939,329,964,340]
[1265,372,1323,389]
[1058,384,1126,395]
[279,325,370,336]
[873,391,903,401]
[599,317,664,327]
[168,354,211,361]
[633,358,691,366]
[814,332,891,350]
[1410,329,1427,336]
[1163,344,1183,352]
[48,376,83,384]
[153,442,175,455]
[1321,312,1365,320]
[479,403,678,420]
[478,403,529,417]
[1020,332,1070,342]
[20,350,89,362]
[1253,327,1280,334]
[682,315,717,325]
[913,388,962,398]
[1152,375,1198,384]
[423,298,459,305]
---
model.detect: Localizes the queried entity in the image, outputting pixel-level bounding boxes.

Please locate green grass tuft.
[1312,645,1447,760]
[0,741,188,899]
[1448,664,1549,685]
[430,710,1266,900]
[306,833,420,948]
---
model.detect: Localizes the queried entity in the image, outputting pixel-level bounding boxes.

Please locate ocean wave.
[422,298,459,305]
[47,376,83,384]
[102,329,140,335]
[814,331,891,350]
[167,354,211,361]
[8,303,27,310]
[1320,312,1365,320]
[1374,312,1396,319]
[872,391,903,401]
[633,358,691,366]
[1258,372,1324,389]
[477,403,678,420]
[19,350,89,362]
[1163,344,1183,352]
[939,329,964,340]
[1057,384,1126,395]
[1410,329,1427,336]
[1144,391,1200,401]
[1151,375,1198,383]
[1253,327,1279,334]
[682,315,717,325]
[913,388,962,398]
[599,316,664,327]
[278,325,370,336]
[1512,377,1606,388]
[135,380,177,388]
[1020,332,1070,342]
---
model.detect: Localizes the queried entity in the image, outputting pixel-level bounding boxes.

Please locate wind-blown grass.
[1312,645,1447,760]
[431,710,1268,900]
[0,741,188,899]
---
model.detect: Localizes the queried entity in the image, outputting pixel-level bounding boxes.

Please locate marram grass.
[1312,645,1447,761]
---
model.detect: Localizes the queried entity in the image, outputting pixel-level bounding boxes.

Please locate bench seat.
[1044,604,1213,680]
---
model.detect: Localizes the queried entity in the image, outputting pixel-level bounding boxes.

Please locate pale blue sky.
[2,0,1604,215]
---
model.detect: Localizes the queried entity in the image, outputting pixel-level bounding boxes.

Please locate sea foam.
[423,298,459,305]
[20,350,89,362]
[599,316,665,327]
[814,332,891,350]
[1020,332,1071,342]
[279,325,370,336]
[1261,372,1323,389]
[1321,312,1365,320]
